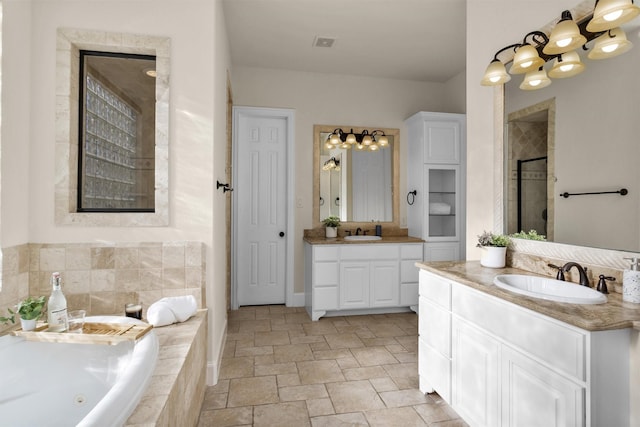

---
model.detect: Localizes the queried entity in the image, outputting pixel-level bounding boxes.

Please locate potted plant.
[0,296,46,331]
[477,231,510,268]
[510,229,546,241]
[322,215,341,238]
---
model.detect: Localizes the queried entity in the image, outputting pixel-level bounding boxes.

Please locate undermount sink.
[343,235,382,241]
[493,274,607,305]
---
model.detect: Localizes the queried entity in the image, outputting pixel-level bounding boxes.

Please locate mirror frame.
[313,124,400,231]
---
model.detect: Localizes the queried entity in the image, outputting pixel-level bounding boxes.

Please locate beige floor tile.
[273,343,314,363]
[366,323,406,338]
[364,406,427,426]
[254,330,291,346]
[207,378,229,394]
[272,322,305,332]
[284,312,313,324]
[382,362,418,378]
[313,348,353,360]
[324,332,365,349]
[254,354,276,365]
[379,389,429,407]
[351,346,399,366]
[413,402,453,424]
[292,335,327,345]
[336,356,360,369]
[392,375,420,390]
[197,407,252,427]
[279,384,328,401]
[342,366,388,381]
[394,352,418,363]
[200,390,228,410]
[310,412,369,427]
[234,345,273,357]
[360,337,400,347]
[306,398,335,417]
[219,357,254,379]
[253,401,311,427]
[277,373,302,387]
[298,359,346,384]
[303,321,339,335]
[254,361,298,376]
[326,380,385,413]
[369,377,399,392]
[237,319,272,332]
[227,376,279,407]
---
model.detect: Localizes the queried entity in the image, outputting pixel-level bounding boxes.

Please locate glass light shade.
[329,133,341,145]
[543,13,587,55]
[346,133,356,144]
[377,135,389,147]
[588,27,633,59]
[480,60,511,86]
[324,141,333,150]
[587,0,640,32]
[519,68,552,90]
[355,143,365,150]
[509,44,544,74]
[340,142,350,149]
[369,144,379,151]
[548,50,585,78]
[362,135,373,146]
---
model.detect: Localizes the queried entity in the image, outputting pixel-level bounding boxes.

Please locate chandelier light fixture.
[481,2,638,90]
[322,156,341,171]
[325,128,389,152]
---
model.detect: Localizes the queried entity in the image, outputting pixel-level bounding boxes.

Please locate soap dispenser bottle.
[623,258,640,303]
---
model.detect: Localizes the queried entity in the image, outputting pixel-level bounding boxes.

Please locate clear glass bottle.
[47,272,68,332]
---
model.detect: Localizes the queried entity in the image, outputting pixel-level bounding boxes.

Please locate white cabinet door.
[370,261,399,307]
[501,346,584,427]
[452,318,500,427]
[422,119,462,164]
[339,261,369,309]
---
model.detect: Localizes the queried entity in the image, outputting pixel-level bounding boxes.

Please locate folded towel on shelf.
[146,295,198,327]
[429,202,451,215]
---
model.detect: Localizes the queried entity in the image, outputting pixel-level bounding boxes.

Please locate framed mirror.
[504,12,640,252]
[313,124,400,229]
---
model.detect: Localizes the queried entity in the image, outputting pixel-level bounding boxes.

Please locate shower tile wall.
[0,241,205,334]
[507,121,548,235]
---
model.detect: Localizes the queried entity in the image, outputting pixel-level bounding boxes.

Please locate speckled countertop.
[304,236,424,245]
[417,261,640,332]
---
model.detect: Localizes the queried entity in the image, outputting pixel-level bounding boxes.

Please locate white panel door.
[235,111,287,306]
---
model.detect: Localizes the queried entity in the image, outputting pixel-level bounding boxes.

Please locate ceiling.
[222,0,467,83]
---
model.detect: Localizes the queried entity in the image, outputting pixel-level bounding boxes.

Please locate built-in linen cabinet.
[419,269,631,427]
[305,242,423,321]
[406,112,466,261]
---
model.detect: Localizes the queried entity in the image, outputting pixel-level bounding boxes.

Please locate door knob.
[279,231,285,237]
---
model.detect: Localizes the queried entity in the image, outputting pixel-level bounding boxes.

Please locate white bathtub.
[0,316,158,427]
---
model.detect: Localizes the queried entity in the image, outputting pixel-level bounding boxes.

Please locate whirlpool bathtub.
[0,316,158,427]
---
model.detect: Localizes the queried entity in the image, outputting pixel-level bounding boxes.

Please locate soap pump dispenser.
[622,257,640,303]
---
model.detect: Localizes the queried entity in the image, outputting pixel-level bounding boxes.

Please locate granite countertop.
[417,261,640,332]
[304,235,424,245]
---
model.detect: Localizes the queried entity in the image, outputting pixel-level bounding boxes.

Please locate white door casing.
[232,107,295,308]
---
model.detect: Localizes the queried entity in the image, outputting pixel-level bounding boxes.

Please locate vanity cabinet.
[406,112,466,261]
[418,269,630,427]
[305,242,422,321]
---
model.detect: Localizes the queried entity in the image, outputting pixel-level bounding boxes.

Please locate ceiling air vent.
[313,36,336,48]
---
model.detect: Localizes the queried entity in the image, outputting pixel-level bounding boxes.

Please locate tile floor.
[197,305,468,427]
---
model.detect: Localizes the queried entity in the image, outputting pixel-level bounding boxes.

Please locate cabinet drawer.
[419,270,451,309]
[419,296,451,357]
[341,244,399,260]
[314,246,339,261]
[314,262,338,286]
[400,244,423,259]
[452,285,586,381]
[401,260,419,283]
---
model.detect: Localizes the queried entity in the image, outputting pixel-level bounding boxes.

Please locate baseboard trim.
[206,317,227,386]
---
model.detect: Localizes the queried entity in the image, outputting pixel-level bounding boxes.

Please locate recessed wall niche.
[55,28,170,226]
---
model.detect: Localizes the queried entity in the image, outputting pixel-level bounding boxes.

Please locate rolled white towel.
[429,202,451,215]
[146,295,198,327]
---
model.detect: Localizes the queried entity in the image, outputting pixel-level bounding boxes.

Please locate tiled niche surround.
[0,241,205,335]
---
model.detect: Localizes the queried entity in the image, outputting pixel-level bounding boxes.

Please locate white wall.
[231,66,454,292]
[505,41,640,251]
[443,70,467,114]
[2,0,231,384]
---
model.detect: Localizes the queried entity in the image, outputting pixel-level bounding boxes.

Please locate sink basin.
[493,274,607,304]
[343,235,382,241]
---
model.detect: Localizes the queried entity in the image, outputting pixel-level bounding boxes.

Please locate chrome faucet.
[355,227,362,235]
[561,262,590,287]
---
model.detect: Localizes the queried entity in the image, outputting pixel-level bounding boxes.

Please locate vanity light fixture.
[548,50,585,78]
[587,0,640,32]
[481,2,639,90]
[520,67,552,90]
[325,128,389,151]
[588,27,633,59]
[543,10,587,55]
[322,157,341,171]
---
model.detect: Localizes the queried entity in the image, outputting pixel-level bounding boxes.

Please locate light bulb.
[489,75,500,83]
[520,60,533,68]
[556,37,572,48]
[346,133,356,144]
[529,79,542,87]
[559,64,574,72]
[604,10,624,21]
[325,141,333,150]
[369,144,379,151]
[362,135,373,146]
[603,43,619,52]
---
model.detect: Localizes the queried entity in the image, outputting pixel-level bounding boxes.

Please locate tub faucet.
[355,227,362,235]
[562,262,590,287]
